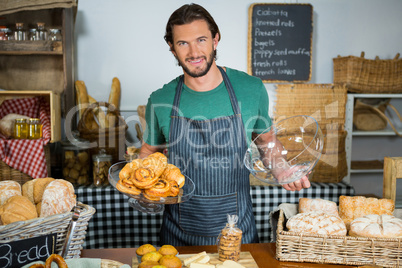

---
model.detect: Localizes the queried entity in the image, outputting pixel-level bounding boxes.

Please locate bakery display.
[339,195,394,229]
[0,178,76,225]
[298,197,339,216]
[115,153,187,202]
[286,211,347,236]
[349,214,402,238]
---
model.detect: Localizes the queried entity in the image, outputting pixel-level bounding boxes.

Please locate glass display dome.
[244,115,324,185]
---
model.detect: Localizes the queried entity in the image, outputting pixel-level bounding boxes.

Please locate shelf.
[0,40,62,55]
[350,169,383,174]
[352,128,402,136]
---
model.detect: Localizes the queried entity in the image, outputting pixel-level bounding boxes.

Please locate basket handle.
[360,51,365,58]
[394,53,400,60]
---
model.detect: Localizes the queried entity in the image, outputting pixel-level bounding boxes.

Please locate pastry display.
[339,195,394,229]
[117,152,186,201]
[298,197,339,216]
[349,214,402,238]
[286,211,347,236]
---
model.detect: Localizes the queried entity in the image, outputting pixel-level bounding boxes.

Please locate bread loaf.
[40,179,76,217]
[106,77,121,127]
[0,195,37,225]
[0,113,30,138]
[22,177,55,205]
[339,195,394,229]
[349,214,402,238]
[286,211,347,236]
[0,180,21,206]
[75,80,89,120]
[299,198,339,216]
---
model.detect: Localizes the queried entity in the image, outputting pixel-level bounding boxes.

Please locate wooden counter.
[81,243,358,268]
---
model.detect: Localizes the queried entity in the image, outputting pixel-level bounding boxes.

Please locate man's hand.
[281,175,311,191]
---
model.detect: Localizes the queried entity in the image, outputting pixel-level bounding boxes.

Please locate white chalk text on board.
[0,234,56,268]
[248,4,313,82]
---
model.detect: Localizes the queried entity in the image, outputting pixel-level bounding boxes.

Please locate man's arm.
[139,142,165,158]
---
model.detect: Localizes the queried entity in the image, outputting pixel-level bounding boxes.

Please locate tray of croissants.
[275,196,402,267]
[109,152,195,204]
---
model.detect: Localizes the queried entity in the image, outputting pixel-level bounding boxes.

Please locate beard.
[176,49,216,78]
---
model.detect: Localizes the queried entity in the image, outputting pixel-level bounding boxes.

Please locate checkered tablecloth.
[0,97,51,178]
[76,182,355,249]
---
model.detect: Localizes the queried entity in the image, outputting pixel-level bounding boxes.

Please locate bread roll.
[22,179,36,203]
[40,179,76,217]
[0,195,37,225]
[286,211,347,236]
[339,195,394,229]
[349,214,402,238]
[0,180,21,206]
[22,177,55,205]
[299,198,339,216]
[0,113,30,138]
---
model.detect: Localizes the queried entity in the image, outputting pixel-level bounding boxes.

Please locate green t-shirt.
[143,67,271,146]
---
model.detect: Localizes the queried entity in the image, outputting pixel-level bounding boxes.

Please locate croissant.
[116,178,141,195]
[143,178,171,201]
[119,158,143,180]
[161,164,185,188]
[131,168,158,189]
[142,152,168,178]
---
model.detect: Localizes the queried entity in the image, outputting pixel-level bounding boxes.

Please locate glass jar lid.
[93,149,112,161]
[15,118,27,123]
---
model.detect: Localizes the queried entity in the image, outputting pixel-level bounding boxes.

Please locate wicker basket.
[78,102,127,163]
[333,52,402,93]
[0,144,51,185]
[276,209,402,267]
[0,202,95,259]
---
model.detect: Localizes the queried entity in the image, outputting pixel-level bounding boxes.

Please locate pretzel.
[29,254,67,268]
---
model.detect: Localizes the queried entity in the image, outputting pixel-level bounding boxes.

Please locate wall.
[74,0,402,200]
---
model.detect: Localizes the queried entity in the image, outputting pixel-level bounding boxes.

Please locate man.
[140,3,310,246]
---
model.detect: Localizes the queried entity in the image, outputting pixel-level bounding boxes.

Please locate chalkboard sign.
[0,234,56,268]
[248,3,313,82]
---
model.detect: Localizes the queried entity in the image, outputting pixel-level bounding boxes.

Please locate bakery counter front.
[75,182,355,249]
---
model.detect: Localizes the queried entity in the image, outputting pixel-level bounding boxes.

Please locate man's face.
[170,20,219,78]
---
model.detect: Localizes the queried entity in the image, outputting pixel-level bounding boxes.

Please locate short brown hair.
[164,3,221,45]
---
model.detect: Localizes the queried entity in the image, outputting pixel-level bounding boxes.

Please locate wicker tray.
[276,209,402,267]
[0,202,96,259]
[333,52,402,93]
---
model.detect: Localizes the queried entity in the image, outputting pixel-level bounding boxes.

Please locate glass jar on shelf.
[28,118,42,139]
[0,27,11,40]
[28,28,37,41]
[61,139,92,186]
[48,28,62,41]
[92,150,112,187]
[14,23,27,41]
[35,22,47,40]
[14,118,28,139]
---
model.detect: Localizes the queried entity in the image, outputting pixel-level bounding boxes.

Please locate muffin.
[152,266,167,268]
[138,260,160,268]
[158,245,178,256]
[137,244,157,262]
[142,251,163,263]
[159,255,182,268]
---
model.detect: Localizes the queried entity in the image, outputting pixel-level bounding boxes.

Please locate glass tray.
[108,161,195,213]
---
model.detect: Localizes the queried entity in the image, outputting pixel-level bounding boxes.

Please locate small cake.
[159,255,182,268]
[141,251,162,263]
[136,244,157,257]
[138,260,160,268]
[158,245,178,256]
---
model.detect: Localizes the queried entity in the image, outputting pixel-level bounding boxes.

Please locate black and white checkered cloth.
[76,182,355,249]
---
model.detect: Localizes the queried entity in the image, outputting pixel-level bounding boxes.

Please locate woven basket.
[78,102,127,163]
[274,84,347,131]
[0,202,95,259]
[310,151,348,183]
[276,209,402,267]
[0,144,51,185]
[333,52,402,93]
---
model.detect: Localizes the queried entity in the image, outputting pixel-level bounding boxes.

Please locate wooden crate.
[0,90,61,142]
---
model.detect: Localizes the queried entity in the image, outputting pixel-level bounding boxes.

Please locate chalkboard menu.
[248,3,313,82]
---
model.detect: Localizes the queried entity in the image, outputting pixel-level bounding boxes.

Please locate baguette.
[183,251,207,266]
[106,77,121,127]
[75,80,89,120]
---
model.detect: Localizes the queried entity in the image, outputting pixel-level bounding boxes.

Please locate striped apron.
[160,66,259,246]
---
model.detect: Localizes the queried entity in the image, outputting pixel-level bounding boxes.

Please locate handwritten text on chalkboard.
[248,4,313,82]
